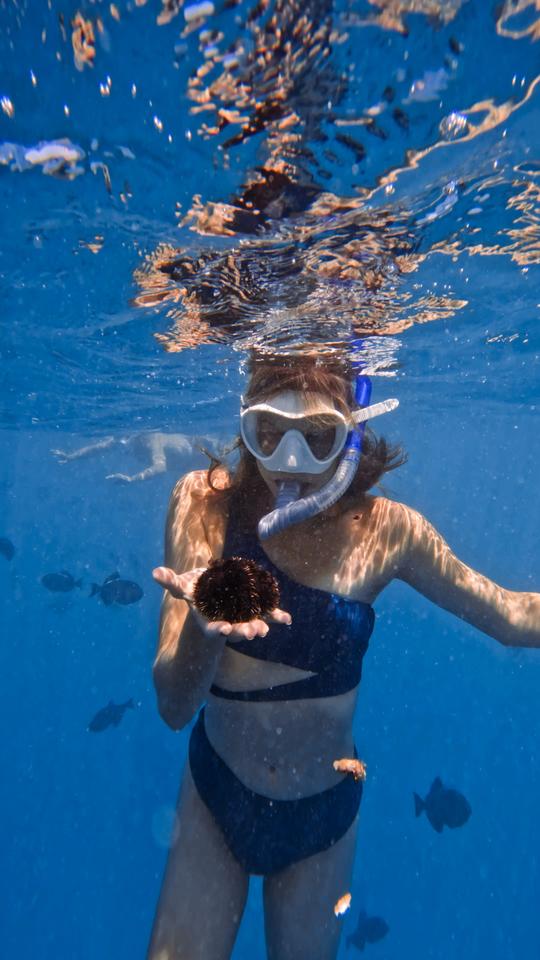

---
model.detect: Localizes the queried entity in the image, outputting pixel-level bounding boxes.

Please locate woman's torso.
[201,481,406,798]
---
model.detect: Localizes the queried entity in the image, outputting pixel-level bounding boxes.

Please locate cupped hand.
[152,565,292,640]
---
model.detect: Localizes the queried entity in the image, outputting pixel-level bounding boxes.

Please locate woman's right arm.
[152,471,228,731]
[152,471,290,729]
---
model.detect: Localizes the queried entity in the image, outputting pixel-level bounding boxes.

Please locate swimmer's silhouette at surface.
[51,431,211,483]
[148,354,540,960]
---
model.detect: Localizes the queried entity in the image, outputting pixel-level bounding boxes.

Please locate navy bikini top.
[210,515,375,702]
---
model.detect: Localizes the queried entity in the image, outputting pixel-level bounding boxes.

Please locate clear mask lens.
[255,414,340,461]
[241,400,350,475]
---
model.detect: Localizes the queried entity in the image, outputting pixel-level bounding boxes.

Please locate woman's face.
[242,387,350,495]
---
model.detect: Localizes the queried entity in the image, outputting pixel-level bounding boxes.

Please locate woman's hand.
[152,565,292,641]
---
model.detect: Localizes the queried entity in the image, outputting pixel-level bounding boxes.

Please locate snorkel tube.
[258,340,372,540]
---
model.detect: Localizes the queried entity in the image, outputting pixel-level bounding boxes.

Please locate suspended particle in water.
[185,1,215,23]
[439,111,469,141]
[90,161,112,194]
[79,236,104,254]
[157,0,183,25]
[449,36,463,55]
[120,181,133,204]
[334,893,352,917]
[174,41,189,60]
[1,96,14,118]
[153,115,164,132]
[96,17,111,53]
[72,13,96,71]
[58,12,67,43]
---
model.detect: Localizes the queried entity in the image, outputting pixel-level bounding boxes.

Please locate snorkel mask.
[240,391,351,476]
[243,341,399,539]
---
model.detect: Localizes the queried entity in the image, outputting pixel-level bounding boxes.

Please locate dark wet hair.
[205,353,407,518]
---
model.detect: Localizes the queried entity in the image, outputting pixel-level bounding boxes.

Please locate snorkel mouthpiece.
[275,479,302,510]
[261,479,303,539]
[258,341,375,540]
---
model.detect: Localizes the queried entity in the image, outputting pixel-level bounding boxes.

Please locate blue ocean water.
[1,1,539,957]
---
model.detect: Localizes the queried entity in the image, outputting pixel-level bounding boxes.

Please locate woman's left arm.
[395,504,540,648]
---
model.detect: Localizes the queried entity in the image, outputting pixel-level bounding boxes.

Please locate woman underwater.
[148,354,540,960]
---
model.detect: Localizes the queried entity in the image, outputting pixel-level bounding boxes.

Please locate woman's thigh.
[147,763,249,960]
[263,816,359,960]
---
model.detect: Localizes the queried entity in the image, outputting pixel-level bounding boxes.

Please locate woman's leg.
[147,764,250,960]
[262,816,359,960]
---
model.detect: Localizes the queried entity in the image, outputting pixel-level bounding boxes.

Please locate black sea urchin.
[193,556,280,623]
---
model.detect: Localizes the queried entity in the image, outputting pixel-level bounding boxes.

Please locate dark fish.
[346,909,389,951]
[90,571,143,605]
[88,698,135,732]
[0,537,15,561]
[41,570,83,592]
[414,776,472,833]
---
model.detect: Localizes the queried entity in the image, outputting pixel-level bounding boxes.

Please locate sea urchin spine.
[193,556,280,623]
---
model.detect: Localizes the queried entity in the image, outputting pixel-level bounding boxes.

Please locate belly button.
[269,765,276,774]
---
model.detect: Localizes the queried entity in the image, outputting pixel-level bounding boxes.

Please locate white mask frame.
[240,390,398,476]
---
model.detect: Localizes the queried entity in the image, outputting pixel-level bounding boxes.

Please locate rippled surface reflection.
[1,0,538,426]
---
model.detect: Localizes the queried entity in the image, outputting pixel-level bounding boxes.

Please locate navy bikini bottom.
[188,709,363,876]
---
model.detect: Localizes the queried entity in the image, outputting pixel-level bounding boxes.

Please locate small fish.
[0,537,15,561]
[414,776,472,833]
[41,570,83,592]
[88,698,135,732]
[347,909,389,951]
[90,571,143,606]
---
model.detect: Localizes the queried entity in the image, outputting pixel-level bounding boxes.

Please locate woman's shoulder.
[351,496,440,558]
[343,492,411,520]
[341,494,421,542]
